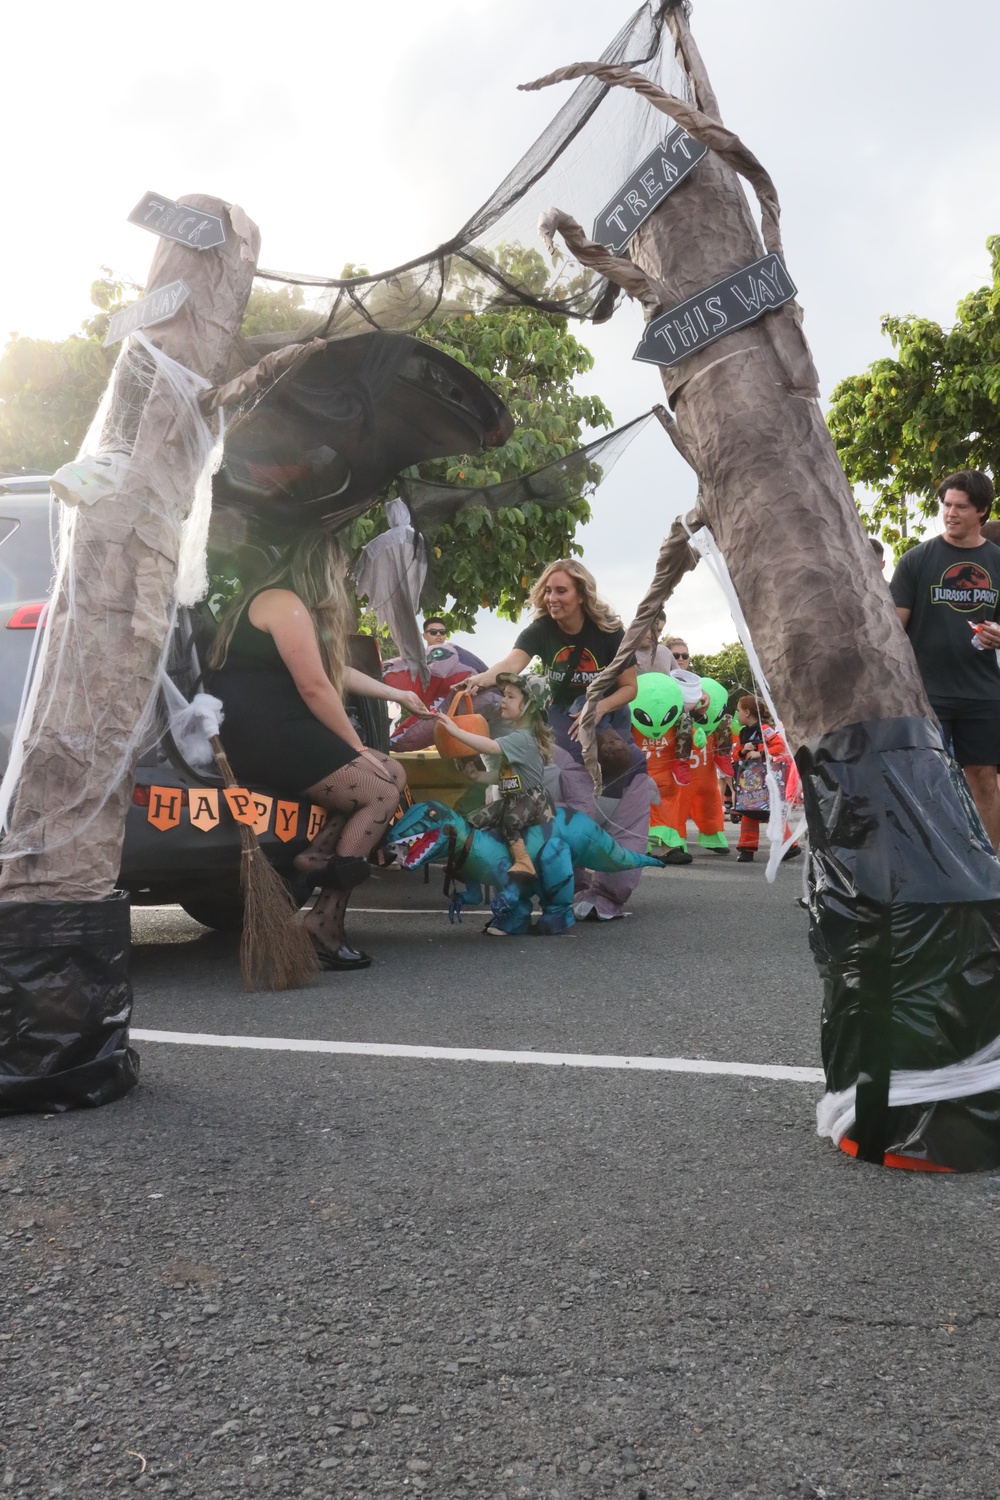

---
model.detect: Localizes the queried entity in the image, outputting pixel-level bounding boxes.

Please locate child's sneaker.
[657,847,693,865]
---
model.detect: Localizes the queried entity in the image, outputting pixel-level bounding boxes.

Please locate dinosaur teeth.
[395,830,438,868]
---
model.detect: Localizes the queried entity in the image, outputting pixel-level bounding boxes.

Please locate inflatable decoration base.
[801,717,1000,1172]
[0,891,140,1115]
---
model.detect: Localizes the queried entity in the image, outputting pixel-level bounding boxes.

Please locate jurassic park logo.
[930,561,999,612]
[551,644,600,685]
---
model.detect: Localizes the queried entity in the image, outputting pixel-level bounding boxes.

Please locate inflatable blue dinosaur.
[389,801,663,935]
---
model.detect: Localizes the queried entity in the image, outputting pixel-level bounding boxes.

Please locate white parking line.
[130,1029,823,1082]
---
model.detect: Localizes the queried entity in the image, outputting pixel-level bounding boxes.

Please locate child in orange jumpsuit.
[678,677,733,856]
[630,672,692,865]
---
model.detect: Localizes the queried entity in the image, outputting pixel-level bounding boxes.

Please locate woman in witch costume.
[206,531,428,970]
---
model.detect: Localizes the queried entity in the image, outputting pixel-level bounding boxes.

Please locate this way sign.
[128,192,227,251]
[104,281,191,347]
[634,254,797,368]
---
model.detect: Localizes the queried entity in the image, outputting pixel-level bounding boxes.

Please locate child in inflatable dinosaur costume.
[435,672,554,880]
[389,799,664,935]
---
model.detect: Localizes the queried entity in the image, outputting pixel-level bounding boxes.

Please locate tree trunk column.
[0,197,259,1117]
[632,154,928,745]
[0,197,259,900]
[623,24,1000,1171]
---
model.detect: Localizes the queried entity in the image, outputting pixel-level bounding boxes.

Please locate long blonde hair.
[529,716,555,764]
[207,530,353,695]
[528,558,621,632]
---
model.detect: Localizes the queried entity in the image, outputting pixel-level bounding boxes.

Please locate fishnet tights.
[301,752,406,950]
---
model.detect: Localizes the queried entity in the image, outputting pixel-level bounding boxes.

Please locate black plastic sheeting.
[0,892,139,1116]
[798,715,1000,1171]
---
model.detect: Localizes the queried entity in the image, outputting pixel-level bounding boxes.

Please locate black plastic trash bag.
[800,716,1000,1171]
[0,891,139,1115]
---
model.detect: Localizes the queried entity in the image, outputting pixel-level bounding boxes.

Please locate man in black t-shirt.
[890,468,1000,848]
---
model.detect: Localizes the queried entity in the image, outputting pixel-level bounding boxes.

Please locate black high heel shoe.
[312,941,372,971]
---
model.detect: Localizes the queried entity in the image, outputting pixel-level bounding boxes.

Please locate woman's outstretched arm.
[345,666,429,719]
[460,648,532,692]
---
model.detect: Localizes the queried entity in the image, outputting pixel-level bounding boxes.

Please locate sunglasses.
[673,651,690,660]
[425,628,447,637]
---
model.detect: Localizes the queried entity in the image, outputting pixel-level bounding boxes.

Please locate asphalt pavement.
[4,849,1000,1499]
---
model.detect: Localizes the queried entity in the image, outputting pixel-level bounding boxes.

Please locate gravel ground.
[4,857,1000,1498]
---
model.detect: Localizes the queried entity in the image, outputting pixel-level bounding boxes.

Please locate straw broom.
[209,735,319,990]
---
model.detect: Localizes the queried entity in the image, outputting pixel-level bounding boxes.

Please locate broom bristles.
[239,830,320,991]
[208,736,319,991]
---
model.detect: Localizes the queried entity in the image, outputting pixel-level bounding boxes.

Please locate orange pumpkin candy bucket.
[433,690,489,760]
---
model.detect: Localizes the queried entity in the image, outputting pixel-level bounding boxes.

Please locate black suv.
[0,482,388,929]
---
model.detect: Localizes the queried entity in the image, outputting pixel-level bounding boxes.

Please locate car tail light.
[132,785,192,808]
[6,602,47,629]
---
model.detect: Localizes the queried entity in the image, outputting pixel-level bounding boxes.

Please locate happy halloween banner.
[145,786,327,841]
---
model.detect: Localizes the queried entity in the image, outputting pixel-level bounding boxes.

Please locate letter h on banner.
[148,787,182,831]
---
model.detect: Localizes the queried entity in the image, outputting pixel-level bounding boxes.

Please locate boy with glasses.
[422,617,449,647]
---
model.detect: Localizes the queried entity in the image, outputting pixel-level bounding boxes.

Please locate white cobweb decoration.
[685,523,807,883]
[0,331,222,868]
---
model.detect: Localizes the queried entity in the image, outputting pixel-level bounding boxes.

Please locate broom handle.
[209,733,238,789]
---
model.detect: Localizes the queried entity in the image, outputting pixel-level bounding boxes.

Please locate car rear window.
[0,499,57,610]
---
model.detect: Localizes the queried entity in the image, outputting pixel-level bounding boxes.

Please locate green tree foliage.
[827,234,1000,557]
[690,641,752,707]
[239,284,310,339]
[0,278,310,475]
[0,271,139,473]
[360,246,613,629]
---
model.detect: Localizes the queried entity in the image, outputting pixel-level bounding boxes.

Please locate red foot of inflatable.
[837,1137,954,1174]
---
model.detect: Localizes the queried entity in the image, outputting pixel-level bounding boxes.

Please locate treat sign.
[592,127,708,255]
[128,192,227,251]
[104,281,191,347]
[634,253,797,368]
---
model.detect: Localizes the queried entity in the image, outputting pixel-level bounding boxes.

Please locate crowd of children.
[430,612,800,881]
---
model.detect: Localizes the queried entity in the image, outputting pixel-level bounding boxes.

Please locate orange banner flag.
[273,800,299,843]
[306,804,328,840]
[249,794,273,837]
[188,787,220,832]
[223,787,257,826]
[148,787,183,831]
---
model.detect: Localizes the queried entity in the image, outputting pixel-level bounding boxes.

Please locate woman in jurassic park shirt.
[461,559,653,921]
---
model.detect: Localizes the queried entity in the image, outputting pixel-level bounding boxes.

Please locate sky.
[5,0,1000,665]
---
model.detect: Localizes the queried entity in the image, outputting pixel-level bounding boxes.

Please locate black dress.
[208,597,359,794]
